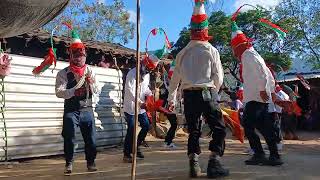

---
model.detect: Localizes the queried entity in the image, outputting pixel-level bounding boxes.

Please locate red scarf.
[239,63,243,83]
[190,29,212,41]
[69,64,87,76]
[235,44,252,83]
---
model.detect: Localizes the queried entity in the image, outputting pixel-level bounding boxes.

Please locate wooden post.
[131,0,141,179]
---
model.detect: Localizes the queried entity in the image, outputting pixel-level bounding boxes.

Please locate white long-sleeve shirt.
[274,90,290,113]
[55,66,100,107]
[242,47,275,103]
[168,40,224,103]
[123,67,153,115]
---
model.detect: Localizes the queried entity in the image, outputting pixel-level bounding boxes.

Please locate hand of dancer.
[260,91,269,102]
[168,101,175,112]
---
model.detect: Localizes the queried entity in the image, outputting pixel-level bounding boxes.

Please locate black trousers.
[272,112,282,143]
[183,89,226,156]
[164,114,178,145]
[243,101,279,158]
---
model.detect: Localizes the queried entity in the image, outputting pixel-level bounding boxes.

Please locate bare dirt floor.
[0,131,320,180]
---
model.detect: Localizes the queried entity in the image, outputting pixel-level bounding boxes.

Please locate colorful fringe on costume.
[259,18,288,39]
[32,47,57,75]
[221,108,244,143]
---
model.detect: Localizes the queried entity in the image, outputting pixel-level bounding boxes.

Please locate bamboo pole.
[131,0,141,179]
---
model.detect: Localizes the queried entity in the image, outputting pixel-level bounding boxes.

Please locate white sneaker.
[244,148,255,156]
[277,143,283,151]
[168,143,177,149]
[163,143,177,149]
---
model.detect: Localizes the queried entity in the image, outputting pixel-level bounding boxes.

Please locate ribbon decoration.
[145,27,171,56]
[231,4,288,40]
[259,18,288,39]
[32,47,57,75]
[145,96,173,115]
[221,108,244,143]
[32,22,73,75]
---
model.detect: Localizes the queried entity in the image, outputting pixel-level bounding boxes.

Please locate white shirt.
[123,68,152,115]
[274,90,290,113]
[235,99,243,110]
[242,47,275,103]
[168,40,224,103]
[55,66,100,107]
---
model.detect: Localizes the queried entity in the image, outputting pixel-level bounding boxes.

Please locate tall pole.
[131,0,141,179]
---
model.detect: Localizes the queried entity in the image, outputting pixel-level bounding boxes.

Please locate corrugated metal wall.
[0,54,125,161]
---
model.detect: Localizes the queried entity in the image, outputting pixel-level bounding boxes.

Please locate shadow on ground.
[0,131,319,180]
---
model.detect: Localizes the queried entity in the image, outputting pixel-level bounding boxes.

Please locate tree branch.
[288,0,320,63]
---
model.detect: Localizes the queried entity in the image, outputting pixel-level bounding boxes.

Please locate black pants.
[183,89,226,156]
[243,101,279,158]
[164,114,178,145]
[272,112,282,143]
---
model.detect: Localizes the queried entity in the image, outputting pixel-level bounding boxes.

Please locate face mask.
[70,48,86,67]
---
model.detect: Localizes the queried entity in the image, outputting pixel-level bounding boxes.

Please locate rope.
[0,42,7,161]
[0,77,7,161]
[163,73,169,90]
[113,57,125,145]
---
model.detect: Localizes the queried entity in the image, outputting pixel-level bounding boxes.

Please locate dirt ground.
[0,131,320,180]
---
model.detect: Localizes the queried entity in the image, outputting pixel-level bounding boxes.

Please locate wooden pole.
[131,0,141,179]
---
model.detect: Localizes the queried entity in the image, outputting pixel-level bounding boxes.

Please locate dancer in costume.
[273,84,290,149]
[122,55,156,163]
[122,27,171,161]
[230,5,285,166]
[55,26,99,174]
[167,0,229,178]
[160,61,178,149]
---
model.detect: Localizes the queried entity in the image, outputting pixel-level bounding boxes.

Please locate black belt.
[184,87,212,91]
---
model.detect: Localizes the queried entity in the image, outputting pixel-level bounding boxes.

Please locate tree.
[171,10,293,83]
[44,0,134,45]
[274,0,320,69]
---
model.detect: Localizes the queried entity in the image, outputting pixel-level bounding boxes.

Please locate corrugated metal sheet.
[0,54,125,161]
[278,74,320,82]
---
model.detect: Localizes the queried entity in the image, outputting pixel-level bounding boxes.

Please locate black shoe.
[137,151,145,159]
[123,154,132,163]
[263,156,284,166]
[142,141,150,148]
[245,154,268,165]
[207,158,229,178]
[64,163,73,174]
[87,162,98,172]
[189,154,202,178]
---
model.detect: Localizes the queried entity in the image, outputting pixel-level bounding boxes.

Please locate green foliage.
[171,7,301,82]
[274,0,320,70]
[170,27,190,57]
[44,0,134,44]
